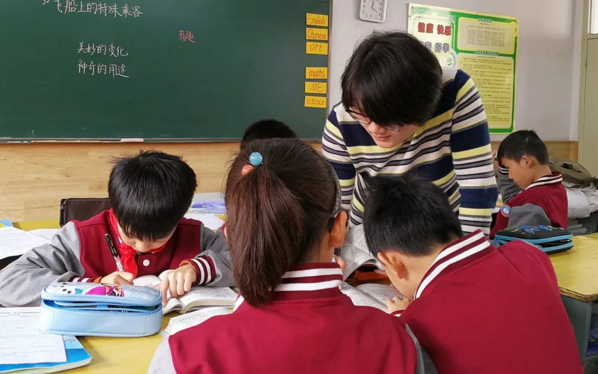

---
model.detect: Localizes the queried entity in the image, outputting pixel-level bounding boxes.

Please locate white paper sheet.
[184,213,225,231]
[0,308,66,365]
[0,228,51,260]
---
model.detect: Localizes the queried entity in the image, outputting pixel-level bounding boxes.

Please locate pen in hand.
[104,234,125,272]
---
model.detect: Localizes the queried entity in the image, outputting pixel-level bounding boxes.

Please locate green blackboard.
[0,0,330,140]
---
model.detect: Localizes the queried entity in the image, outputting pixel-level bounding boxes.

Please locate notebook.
[162,307,231,336]
[0,336,92,374]
[338,225,383,280]
[0,308,91,373]
[0,227,50,261]
[133,272,237,315]
[340,282,404,312]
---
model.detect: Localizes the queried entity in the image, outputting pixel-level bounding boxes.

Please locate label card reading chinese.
[304,82,327,94]
[305,67,328,79]
[304,96,327,108]
[306,42,328,55]
[306,28,328,41]
[306,13,328,27]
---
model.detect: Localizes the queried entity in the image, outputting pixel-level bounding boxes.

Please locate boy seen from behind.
[364,175,581,374]
[492,130,567,238]
[0,151,233,308]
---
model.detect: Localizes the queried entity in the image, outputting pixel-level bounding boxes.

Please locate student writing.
[149,139,429,374]
[0,151,233,307]
[363,174,581,374]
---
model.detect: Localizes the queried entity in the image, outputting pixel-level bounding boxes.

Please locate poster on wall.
[407,4,518,134]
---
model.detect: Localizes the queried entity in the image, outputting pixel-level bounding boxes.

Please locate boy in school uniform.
[0,151,233,308]
[363,175,582,374]
[491,130,567,238]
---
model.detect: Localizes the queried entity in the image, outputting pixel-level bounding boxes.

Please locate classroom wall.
[0,1,584,222]
[0,141,577,222]
[329,0,583,141]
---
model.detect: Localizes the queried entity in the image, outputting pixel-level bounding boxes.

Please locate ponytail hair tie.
[249,152,263,166]
[241,152,264,176]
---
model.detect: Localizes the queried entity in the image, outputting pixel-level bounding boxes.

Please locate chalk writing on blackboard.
[43,0,143,18]
[78,60,129,78]
[179,30,196,43]
[77,42,128,57]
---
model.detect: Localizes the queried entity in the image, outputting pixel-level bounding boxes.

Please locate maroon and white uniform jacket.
[396,230,581,374]
[149,263,430,374]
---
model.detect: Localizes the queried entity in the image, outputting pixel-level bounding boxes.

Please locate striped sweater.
[322,68,498,235]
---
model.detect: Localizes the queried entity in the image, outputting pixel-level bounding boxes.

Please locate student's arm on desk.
[0,222,85,307]
[195,226,234,287]
[148,339,177,374]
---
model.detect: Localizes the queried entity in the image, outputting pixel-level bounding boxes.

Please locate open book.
[339,225,383,280]
[133,272,237,315]
[340,282,404,312]
[163,307,231,336]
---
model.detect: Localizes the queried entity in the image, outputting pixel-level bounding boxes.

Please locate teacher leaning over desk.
[322,31,498,236]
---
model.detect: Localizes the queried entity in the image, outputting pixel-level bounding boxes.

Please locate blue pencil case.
[494,225,573,254]
[39,282,163,337]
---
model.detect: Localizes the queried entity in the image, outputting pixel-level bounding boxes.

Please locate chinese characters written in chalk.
[43,0,143,18]
[77,42,128,57]
[78,60,129,78]
[179,30,195,43]
[417,22,451,36]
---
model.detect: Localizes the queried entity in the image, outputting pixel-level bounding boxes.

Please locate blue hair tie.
[249,152,263,166]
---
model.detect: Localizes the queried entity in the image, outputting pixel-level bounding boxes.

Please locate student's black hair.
[225,138,337,308]
[497,130,549,165]
[341,31,443,127]
[108,150,197,241]
[364,174,463,257]
[240,119,297,151]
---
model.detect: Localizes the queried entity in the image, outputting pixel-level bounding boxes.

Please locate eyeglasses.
[346,109,402,132]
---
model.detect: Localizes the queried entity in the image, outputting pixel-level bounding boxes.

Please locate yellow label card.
[304,82,327,94]
[306,42,328,55]
[304,95,327,108]
[306,13,328,27]
[306,27,329,41]
[305,67,328,79]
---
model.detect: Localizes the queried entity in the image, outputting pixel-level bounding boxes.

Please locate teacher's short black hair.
[241,119,297,152]
[109,150,197,241]
[342,31,443,127]
[497,130,549,165]
[364,174,462,257]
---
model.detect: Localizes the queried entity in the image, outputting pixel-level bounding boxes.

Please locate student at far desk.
[149,138,431,374]
[0,151,233,308]
[240,118,297,151]
[491,129,567,238]
[363,175,581,374]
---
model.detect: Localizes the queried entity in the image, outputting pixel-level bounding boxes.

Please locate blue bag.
[39,282,163,337]
[493,225,573,254]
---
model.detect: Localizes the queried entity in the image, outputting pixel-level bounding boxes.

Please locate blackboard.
[0,0,330,140]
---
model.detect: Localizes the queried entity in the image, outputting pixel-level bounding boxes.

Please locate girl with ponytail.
[150,138,428,374]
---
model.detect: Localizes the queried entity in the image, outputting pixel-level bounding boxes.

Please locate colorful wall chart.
[408,4,519,134]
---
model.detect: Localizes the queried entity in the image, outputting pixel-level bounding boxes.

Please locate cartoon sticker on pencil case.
[87,284,125,297]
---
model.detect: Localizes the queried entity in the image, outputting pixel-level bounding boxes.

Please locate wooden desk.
[551,234,598,302]
[13,220,60,231]
[68,317,170,373]
[549,234,598,362]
